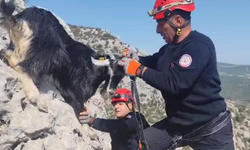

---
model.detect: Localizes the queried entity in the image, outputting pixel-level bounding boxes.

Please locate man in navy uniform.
[78,88,149,150]
[118,0,235,150]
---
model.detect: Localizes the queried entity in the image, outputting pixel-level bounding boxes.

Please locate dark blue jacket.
[139,30,227,134]
[91,112,149,150]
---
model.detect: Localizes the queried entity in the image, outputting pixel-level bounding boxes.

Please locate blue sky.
[28,0,250,65]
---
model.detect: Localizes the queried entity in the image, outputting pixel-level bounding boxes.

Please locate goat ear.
[91,56,110,66]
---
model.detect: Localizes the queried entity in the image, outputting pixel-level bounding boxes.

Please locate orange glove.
[118,57,144,77]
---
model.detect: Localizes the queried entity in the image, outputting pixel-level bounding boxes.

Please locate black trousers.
[134,112,235,150]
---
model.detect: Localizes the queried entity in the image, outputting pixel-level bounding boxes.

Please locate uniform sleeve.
[91,116,139,134]
[139,53,159,70]
[141,42,211,95]
[139,45,167,69]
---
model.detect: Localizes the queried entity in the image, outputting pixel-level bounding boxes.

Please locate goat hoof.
[26,90,40,104]
[82,124,97,140]
[88,130,98,140]
[37,100,48,113]
[4,50,12,59]
[28,96,38,105]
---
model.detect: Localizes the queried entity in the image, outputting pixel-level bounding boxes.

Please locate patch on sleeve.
[179,54,192,68]
[126,115,132,118]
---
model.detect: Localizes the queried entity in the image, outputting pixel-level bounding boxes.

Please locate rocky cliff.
[0,1,249,150]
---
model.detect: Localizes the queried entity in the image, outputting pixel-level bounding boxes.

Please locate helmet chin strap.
[166,19,190,44]
[125,102,134,112]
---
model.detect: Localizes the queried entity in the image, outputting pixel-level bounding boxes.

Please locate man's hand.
[122,49,139,61]
[118,57,143,77]
[78,107,94,126]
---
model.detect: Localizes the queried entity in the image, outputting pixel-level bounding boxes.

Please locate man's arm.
[139,53,159,69]
[138,45,167,69]
[91,116,139,133]
[141,42,211,95]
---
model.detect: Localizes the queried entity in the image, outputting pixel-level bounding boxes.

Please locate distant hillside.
[218,62,250,76]
[218,62,250,102]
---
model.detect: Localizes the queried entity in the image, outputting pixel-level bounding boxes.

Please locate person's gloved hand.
[122,49,139,61]
[118,57,145,77]
[78,107,94,126]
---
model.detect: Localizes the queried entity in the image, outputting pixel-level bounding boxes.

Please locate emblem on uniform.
[126,115,132,118]
[179,54,192,68]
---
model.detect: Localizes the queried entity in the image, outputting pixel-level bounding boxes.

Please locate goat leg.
[4,51,48,112]
[4,50,18,69]
[17,68,48,112]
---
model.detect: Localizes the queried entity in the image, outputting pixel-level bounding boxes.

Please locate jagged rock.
[0,58,111,150]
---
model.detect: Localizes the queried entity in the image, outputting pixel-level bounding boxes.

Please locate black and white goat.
[0,0,124,116]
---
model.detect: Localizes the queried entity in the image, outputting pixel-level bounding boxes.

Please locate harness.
[130,77,149,150]
[167,110,232,150]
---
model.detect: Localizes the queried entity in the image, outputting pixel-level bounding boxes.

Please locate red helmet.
[111,88,135,103]
[148,0,195,20]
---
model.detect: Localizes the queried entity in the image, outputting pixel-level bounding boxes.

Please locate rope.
[130,77,149,150]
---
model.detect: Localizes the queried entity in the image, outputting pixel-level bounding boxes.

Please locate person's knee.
[142,125,174,150]
[190,120,235,150]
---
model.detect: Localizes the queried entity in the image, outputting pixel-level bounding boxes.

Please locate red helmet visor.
[111,93,134,103]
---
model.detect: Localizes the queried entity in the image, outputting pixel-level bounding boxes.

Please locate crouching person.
[78,88,150,150]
